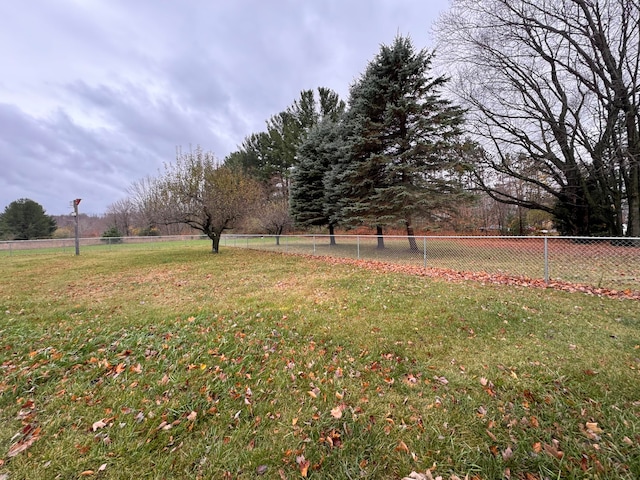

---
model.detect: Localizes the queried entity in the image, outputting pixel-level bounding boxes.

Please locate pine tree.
[337,35,466,250]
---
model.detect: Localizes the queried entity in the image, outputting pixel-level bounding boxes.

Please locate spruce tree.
[337,35,466,250]
[290,118,345,244]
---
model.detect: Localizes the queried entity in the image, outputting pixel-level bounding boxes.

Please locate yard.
[0,246,639,479]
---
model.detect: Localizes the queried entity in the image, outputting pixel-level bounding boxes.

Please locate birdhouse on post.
[73,199,81,255]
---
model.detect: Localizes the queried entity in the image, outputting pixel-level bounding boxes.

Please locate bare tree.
[137,147,263,253]
[253,197,292,245]
[436,0,639,236]
[105,198,136,236]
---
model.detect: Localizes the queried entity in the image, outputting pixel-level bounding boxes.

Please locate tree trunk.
[329,224,336,246]
[211,234,220,253]
[376,225,385,249]
[406,220,419,252]
[628,161,640,237]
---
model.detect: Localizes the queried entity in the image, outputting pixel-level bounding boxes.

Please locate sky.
[1,0,451,215]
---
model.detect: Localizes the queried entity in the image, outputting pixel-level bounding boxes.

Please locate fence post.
[544,236,549,284]
[313,236,316,255]
[9,242,12,257]
[423,237,427,268]
[357,236,360,259]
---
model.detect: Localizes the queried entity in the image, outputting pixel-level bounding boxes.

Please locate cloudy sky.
[1,0,450,215]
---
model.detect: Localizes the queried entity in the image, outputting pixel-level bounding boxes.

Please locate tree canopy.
[436,0,640,236]
[224,87,345,197]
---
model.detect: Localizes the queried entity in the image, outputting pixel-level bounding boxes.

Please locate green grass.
[0,247,639,479]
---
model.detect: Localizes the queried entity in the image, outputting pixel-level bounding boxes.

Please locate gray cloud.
[0,0,449,214]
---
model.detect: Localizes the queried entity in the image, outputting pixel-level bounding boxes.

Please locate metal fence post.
[313,235,316,255]
[357,236,360,259]
[544,236,549,284]
[423,236,427,268]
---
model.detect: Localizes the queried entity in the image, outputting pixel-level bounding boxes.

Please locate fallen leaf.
[187,411,197,422]
[113,363,126,376]
[585,422,603,434]
[92,420,107,432]
[296,455,310,477]
[543,440,564,459]
[256,465,268,475]
[401,472,427,480]
[7,437,37,458]
[502,446,513,461]
[396,440,410,453]
[330,405,344,419]
[130,363,142,374]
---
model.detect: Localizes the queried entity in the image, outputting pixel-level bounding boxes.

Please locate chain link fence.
[0,235,208,256]
[2,234,638,292]
[222,234,640,292]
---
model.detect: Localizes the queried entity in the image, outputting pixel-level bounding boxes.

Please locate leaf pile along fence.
[1,234,638,293]
[222,234,640,292]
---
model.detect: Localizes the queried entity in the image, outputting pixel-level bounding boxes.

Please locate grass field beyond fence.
[0,247,639,479]
[223,234,640,292]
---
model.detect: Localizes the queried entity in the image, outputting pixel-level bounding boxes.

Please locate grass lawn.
[0,247,639,479]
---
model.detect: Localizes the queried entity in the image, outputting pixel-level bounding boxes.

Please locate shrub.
[101,226,123,244]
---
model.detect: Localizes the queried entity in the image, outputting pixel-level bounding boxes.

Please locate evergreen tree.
[0,198,57,240]
[337,35,466,250]
[290,117,345,244]
[224,87,345,197]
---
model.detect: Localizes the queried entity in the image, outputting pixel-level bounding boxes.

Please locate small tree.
[105,198,136,236]
[101,226,123,244]
[254,197,292,245]
[142,147,262,253]
[0,198,57,240]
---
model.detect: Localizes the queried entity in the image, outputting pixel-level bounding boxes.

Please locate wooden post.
[73,199,81,256]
